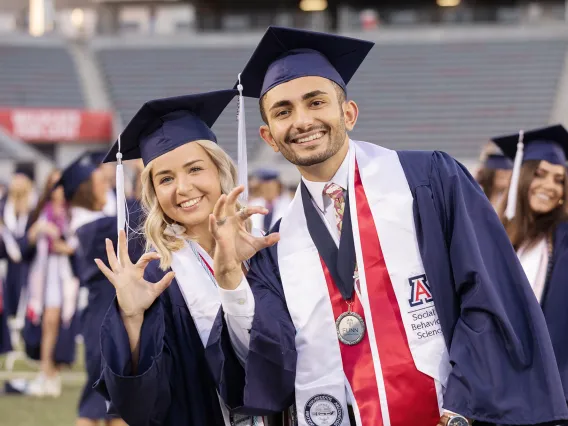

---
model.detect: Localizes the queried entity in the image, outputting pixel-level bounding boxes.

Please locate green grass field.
[0,382,84,426]
[0,343,88,426]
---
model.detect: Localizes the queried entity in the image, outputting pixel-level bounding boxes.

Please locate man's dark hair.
[259,80,346,124]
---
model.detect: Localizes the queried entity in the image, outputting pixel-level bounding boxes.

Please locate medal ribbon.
[321,258,383,425]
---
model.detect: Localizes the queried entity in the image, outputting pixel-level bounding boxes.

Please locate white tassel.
[237,73,248,203]
[505,130,524,220]
[116,135,128,264]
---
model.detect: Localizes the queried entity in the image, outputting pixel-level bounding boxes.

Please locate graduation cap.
[86,150,107,166]
[483,154,513,170]
[103,90,238,166]
[237,26,375,99]
[101,90,243,239]
[55,152,98,202]
[255,168,280,181]
[14,162,35,181]
[492,124,568,220]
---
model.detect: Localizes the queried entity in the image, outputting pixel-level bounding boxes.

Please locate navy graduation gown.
[75,212,144,420]
[94,259,239,426]
[0,205,32,317]
[16,218,78,366]
[0,238,12,354]
[541,221,568,404]
[207,151,568,425]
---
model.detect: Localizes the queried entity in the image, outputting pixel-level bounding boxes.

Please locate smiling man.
[206,27,568,426]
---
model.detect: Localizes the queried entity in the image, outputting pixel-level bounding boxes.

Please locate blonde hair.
[140,139,248,270]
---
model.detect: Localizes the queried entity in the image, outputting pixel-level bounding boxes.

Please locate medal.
[336,302,366,345]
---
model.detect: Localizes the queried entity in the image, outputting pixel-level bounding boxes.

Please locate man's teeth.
[296,132,324,143]
[180,197,202,208]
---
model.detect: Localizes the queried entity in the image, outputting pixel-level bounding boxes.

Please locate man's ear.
[343,100,358,132]
[260,125,280,152]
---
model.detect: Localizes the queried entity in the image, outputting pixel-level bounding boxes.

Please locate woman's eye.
[159,176,172,185]
[189,167,203,173]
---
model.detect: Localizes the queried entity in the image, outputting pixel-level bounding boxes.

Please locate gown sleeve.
[94,260,173,426]
[206,236,297,415]
[417,151,568,424]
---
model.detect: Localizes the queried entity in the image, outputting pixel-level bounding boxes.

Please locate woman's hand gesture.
[209,185,279,289]
[95,230,175,318]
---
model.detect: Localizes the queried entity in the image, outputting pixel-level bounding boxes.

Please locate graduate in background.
[206,26,568,426]
[248,173,262,200]
[1,162,36,318]
[87,151,118,217]
[23,169,78,398]
[494,124,568,410]
[0,219,23,355]
[94,91,273,426]
[248,168,291,232]
[475,142,513,210]
[52,152,136,426]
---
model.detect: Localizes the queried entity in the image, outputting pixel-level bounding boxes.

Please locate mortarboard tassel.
[116,135,128,263]
[505,130,524,220]
[237,73,248,202]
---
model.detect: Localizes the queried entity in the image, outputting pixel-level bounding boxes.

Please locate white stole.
[517,238,548,303]
[3,199,28,238]
[27,213,79,327]
[170,242,263,426]
[277,140,450,426]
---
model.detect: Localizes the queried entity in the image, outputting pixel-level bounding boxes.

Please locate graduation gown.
[207,145,568,425]
[0,238,13,354]
[93,259,242,426]
[21,211,79,366]
[75,208,145,420]
[541,221,568,404]
[0,201,31,317]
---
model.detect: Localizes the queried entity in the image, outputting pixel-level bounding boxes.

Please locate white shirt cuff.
[218,276,255,317]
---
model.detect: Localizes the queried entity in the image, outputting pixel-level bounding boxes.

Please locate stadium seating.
[0,44,85,108]
[95,46,259,160]
[351,39,568,158]
[95,36,568,161]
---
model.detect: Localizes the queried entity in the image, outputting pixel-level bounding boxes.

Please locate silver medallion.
[335,311,366,345]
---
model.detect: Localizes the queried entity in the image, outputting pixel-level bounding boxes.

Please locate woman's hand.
[209,186,279,290]
[95,230,175,318]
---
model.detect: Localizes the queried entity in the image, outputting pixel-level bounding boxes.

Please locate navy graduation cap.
[237,26,375,98]
[86,150,107,166]
[103,90,238,167]
[484,154,513,170]
[491,124,568,219]
[492,124,568,166]
[55,152,98,202]
[102,90,240,237]
[255,168,280,181]
[14,162,35,181]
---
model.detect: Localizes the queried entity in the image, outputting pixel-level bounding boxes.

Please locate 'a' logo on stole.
[408,274,433,307]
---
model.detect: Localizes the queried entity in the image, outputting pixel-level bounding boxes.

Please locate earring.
[164,222,186,238]
[559,199,564,205]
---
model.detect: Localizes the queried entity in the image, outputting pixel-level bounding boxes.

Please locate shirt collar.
[302,143,350,213]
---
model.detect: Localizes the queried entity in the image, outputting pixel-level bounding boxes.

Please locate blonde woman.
[94,91,277,426]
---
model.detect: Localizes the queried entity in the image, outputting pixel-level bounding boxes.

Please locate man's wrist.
[439,411,472,426]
